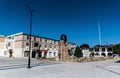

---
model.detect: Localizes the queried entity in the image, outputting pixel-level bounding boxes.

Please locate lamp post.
[25,4,33,68]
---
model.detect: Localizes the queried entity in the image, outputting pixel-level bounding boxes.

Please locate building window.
[34,37,36,41]
[26,43,29,46]
[54,52,56,56]
[102,48,105,51]
[8,43,11,46]
[45,45,47,48]
[45,39,47,42]
[27,35,29,40]
[34,43,38,47]
[107,48,112,52]
[95,48,99,52]
[8,37,11,39]
[39,44,41,48]
[8,36,14,40]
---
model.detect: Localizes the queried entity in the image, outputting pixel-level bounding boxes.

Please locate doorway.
[9,50,13,58]
[32,51,36,58]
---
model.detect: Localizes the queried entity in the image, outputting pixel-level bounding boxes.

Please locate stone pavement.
[0,57,60,70]
[0,57,120,78]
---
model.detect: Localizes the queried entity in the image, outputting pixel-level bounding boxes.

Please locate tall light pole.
[98,19,102,56]
[25,3,34,68]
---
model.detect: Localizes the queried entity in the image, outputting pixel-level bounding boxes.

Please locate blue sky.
[0,0,120,47]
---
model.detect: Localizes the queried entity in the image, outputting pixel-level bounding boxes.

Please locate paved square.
[0,57,120,78]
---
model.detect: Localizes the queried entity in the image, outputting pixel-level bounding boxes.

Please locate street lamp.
[24,3,34,68]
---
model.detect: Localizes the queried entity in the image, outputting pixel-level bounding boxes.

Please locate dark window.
[8,37,11,39]
[45,39,47,42]
[107,48,112,51]
[39,44,41,47]
[102,48,105,51]
[34,37,36,41]
[34,43,38,47]
[89,48,93,52]
[45,45,47,47]
[54,52,56,56]
[27,35,29,40]
[95,48,99,52]
[26,43,29,46]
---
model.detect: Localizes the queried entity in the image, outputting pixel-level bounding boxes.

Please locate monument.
[58,34,70,61]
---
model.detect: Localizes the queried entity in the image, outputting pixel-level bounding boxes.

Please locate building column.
[42,52,44,57]
[105,52,108,56]
[35,51,39,58]
[105,48,108,56]
[99,52,102,56]
[46,52,49,58]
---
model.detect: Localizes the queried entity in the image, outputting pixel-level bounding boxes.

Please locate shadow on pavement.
[31,62,60,68]
[0,62,60,70]
[96,65,120,75]
[115,60,120,63]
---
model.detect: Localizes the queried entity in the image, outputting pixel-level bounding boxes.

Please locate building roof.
[93,45,113,49]
[6,32,76,45]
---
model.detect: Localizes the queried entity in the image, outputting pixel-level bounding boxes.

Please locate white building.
[82,49,90,57]
[90,45,113,57]
[0,32,76,59]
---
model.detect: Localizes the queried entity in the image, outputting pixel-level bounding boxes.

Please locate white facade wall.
[13,48,24,58]
[46,48,58,58]
[82,49,90,57]
[0,49,5,56]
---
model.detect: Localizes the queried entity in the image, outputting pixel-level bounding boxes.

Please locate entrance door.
[38,52,42,57]
[32,51,36,58]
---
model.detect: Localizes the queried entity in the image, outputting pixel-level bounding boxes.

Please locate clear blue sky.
[0,0,120,47]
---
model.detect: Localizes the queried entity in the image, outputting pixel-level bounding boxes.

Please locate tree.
[74,46,83,58]
[113,44,120,55]
[80,44,90,49]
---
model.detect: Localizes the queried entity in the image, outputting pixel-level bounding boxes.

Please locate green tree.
[80,44,90,49]
[113,44,120,55]
[74,46,83,58]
